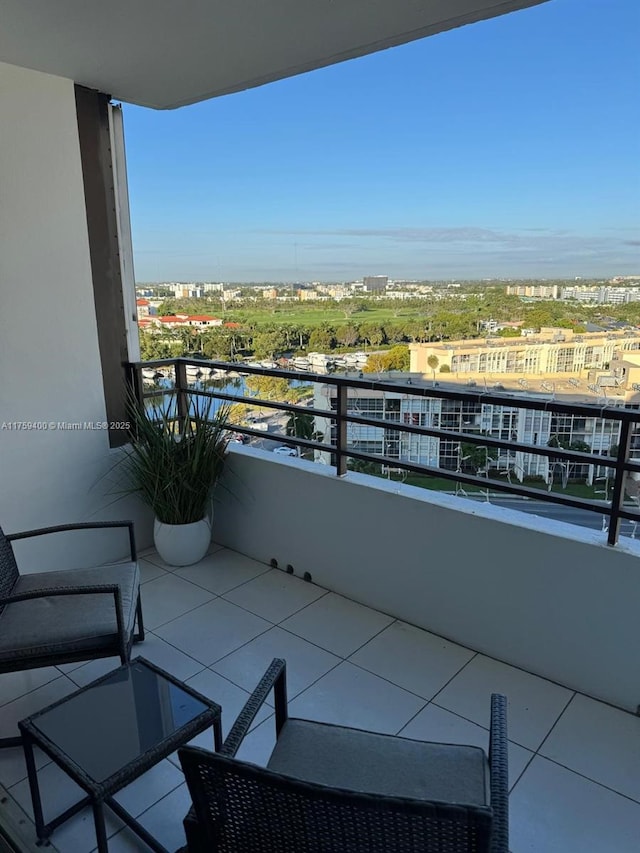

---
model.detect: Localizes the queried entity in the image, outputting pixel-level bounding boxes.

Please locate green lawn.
[225,305,417,328]
[546,481,602,500]
[394,473,486,493]
[384,471,603,501]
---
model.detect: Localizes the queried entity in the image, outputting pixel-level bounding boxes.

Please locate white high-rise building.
[315,376,621,484]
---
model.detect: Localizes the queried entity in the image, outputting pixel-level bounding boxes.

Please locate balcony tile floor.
[1,545,640,852]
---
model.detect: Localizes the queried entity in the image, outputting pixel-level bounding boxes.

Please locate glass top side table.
[19,656,222,853]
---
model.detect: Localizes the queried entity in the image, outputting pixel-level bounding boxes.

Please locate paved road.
[244,433,640,539]
[464,494,640,538]
[250,435,288,452]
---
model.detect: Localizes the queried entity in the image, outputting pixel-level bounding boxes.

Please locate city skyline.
[123,0,639,282]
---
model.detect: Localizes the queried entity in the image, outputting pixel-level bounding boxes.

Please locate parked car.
[273,445,299,457]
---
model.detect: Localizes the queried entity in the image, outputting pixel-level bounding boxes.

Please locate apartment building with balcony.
[561,285,640,304]
[314,376,621,482]
[298,288,322,301]
[410,328,640,376]
[506,284,559,299]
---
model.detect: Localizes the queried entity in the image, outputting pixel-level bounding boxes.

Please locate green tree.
[548,436,590,453]
[363,346,410,373]
[175,326,198,353]
[245,375,291,402]
[285,411,323,459]
[385,322,408,344]
[286,411,315,441]
[363,354,387,373]
[156,300,178,316]
[341,300,363,319]
[252,328,287,359]
[337,324,359,348]
[359,322,386,347]
[569,440,591,453]
[201,329,234,361]
[308,325,337,351]
[388,345,411,370]
[139,331,181,360]
[401,321,428,342]
[427,354,439,384]
[294,325,311,349]
[347,459,383,476]
[460,441,498,474]
[547,436,591,487]
[282,325,306,351]
[227,402,255,426]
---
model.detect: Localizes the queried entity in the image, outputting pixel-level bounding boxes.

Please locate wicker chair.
[179,658,509,853]
[0,521,144,747]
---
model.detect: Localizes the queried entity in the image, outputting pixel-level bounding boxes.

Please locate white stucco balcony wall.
[215,446,640,713]
[0,61,151,567]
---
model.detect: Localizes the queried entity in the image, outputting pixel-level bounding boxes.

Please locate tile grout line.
[220,585,331,625]
[137,629,209,673]
[204,621,279,670]
[1,673,82,743]
[144,592,221,633]
[203,611,399,710]
[273,616,394,664]
[426,651,480,708]
[142,548,273,601]
[390,653,479,736]
[506,751,535,794]
[532,691,576,758]
[522,753,640,808]
[204,623,347,698]
[104,772,191,851]
[345,657,462,709]
[0,673,68,713]
[262,619,443,720]
[174,564,273,597]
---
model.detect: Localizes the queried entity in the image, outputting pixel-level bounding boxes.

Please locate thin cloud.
[258,226,523,243]
[134,225,639,280]
[254,226,602,249]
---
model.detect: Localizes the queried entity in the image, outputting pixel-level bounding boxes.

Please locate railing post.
[174,360,189,431]
[125,364,144,440]
[335,384,348,476]
[608,418,632,546]
[126,363,143,406]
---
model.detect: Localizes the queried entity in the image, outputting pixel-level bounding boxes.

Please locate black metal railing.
[127,358,640,546]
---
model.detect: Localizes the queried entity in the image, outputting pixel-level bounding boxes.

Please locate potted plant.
[121,393,231,566]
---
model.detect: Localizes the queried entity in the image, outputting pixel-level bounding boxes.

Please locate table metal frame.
[19,656,222,853]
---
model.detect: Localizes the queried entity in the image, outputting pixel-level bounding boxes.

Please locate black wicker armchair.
[0,521,144,747]
[179,658,509,853]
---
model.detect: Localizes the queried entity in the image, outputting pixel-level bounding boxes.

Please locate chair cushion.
[267,718,489,807]
[0,563,139,663]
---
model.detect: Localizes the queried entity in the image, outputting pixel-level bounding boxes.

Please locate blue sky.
[123,0,639,282]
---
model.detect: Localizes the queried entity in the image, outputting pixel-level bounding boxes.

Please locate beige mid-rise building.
[410,328,640,377]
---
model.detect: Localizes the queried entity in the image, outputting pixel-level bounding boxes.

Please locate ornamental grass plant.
[122,393,231,525]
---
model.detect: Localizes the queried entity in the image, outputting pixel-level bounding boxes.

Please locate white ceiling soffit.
[0,0,549,109]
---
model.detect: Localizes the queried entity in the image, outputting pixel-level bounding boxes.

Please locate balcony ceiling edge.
[0,0,549,109]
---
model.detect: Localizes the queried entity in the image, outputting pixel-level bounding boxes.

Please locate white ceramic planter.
[153,517,211,567]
